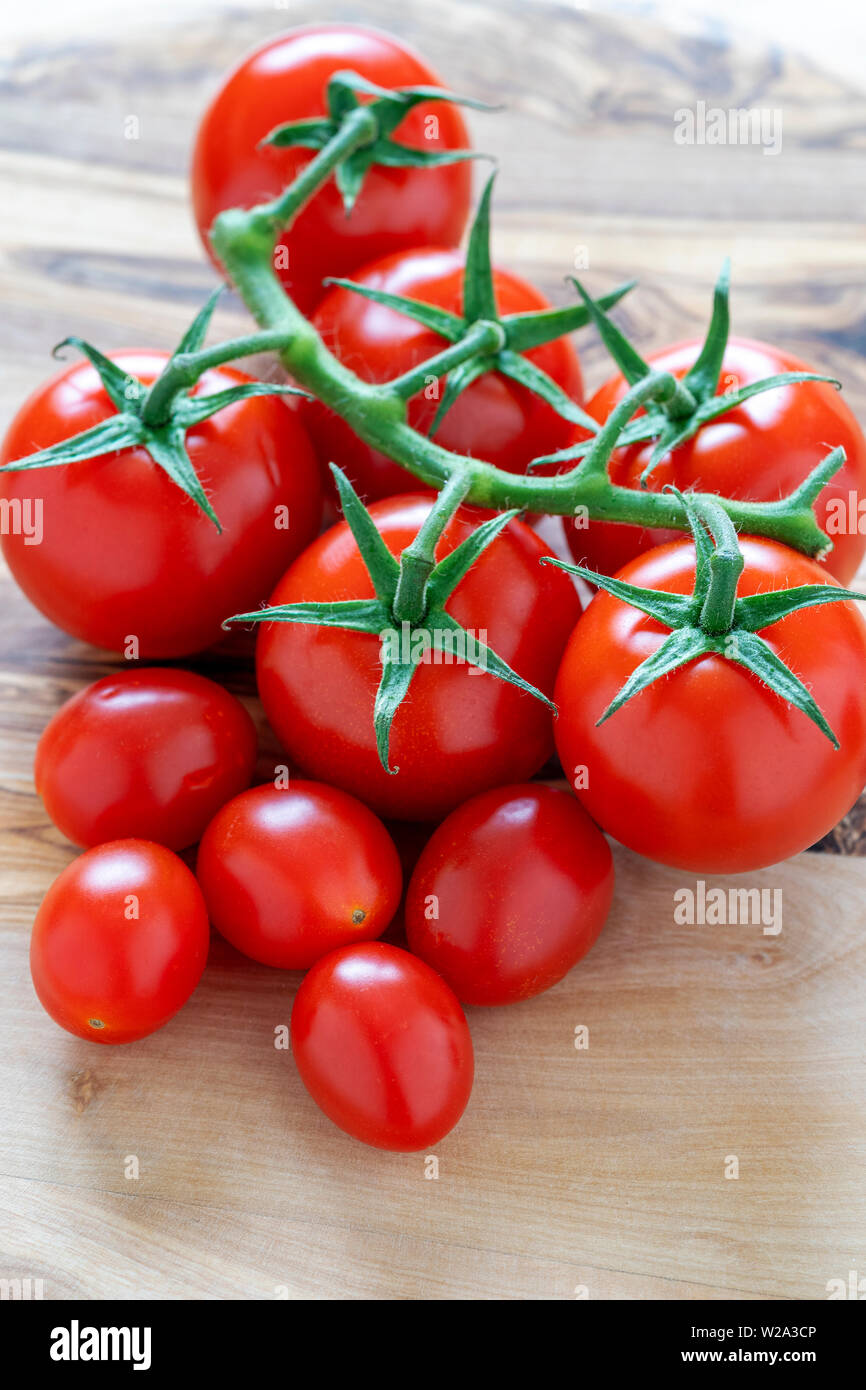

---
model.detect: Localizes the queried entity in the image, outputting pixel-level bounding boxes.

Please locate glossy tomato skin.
[290,941,473,1150]
[30,840,209,1044]
[0,352,322,656]
[255,494,582,821]
[35,668,257,851]
[555,537,866,873]
[405,784,614,1005]
[565,337,866,584]
[191,26,472,315]
[196,782,402,969]
[308,247,584,501]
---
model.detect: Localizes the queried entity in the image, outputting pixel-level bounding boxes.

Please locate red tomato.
[307,246,584,501]
[0,352,322,656]
[555,537,866,873]
[191,26,473,315]
[196,782,402,969]
[405,784,613,1004]
[290,941,473,1150]
[35,668,257,851]
[30,840,209,1044]
[255,494,582,821]
[564,338,866,584]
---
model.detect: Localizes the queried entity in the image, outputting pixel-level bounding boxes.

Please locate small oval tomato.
[255,494,582,821]
[565,338,866,584]
[35,668,257,851]
[191,26,473,315]
[405,784,613,1005]
[0,352,322,656]
[30,840,209,1044]
[290,941,473,1150]
[555,537,866,873]
[196,782,402,969]
[307,246,584,501]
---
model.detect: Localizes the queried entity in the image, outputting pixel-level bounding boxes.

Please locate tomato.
[35,668,257,851]
[255,494,582,821]
[564,338,866,585]
[191,26,473,315]
[554,537,866,873]
[196,782,402,969]
[290,941,473,1150]
[30,840,209,1044]
[405,784,613,1004]
[0,352,322,656]
[307,246,584,501]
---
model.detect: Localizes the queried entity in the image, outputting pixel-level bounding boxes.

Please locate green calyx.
[324,171,634,436]
[543,482,866,747]
[537,259,841,480]
[0,290,307,531]
[263,69,498,214]
[225,464,554,773]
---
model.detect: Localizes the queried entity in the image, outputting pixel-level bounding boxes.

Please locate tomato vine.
[202,68,842,556]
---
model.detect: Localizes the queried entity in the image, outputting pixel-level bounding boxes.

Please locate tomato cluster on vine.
[6,24,866,1152]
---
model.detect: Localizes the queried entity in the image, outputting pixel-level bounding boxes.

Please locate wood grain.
[1,0,865,1300]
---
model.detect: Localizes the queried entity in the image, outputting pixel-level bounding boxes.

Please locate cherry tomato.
[191,26,473,315]
[196,782,402,969]
[307,246,584,501]
[30,840,209,1044]
[255,494,582,821]
[405,784,613,1004]
[555,537,866,873]
[565,338,866,584]
[35,668,257,851]
[0,352,322,656]
[290,941,473,1150]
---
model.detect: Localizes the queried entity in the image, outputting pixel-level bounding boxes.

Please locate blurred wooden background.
[0,0,864,1300]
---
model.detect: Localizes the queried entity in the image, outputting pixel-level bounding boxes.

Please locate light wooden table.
[1,0,865,1300]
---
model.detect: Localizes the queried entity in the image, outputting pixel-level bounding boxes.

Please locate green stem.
[578,371,677,479]
[261,106,378,231]
[695,498,745,633]
[387,320,505,401]
[392,470,471,623]
[141,330,297,427]
[209,231,457,488]
[662,379,698,419]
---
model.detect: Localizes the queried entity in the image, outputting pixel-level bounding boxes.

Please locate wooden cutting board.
[1,0,865,1300]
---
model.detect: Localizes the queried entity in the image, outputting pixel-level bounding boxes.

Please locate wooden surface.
[1,0,865,1301]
